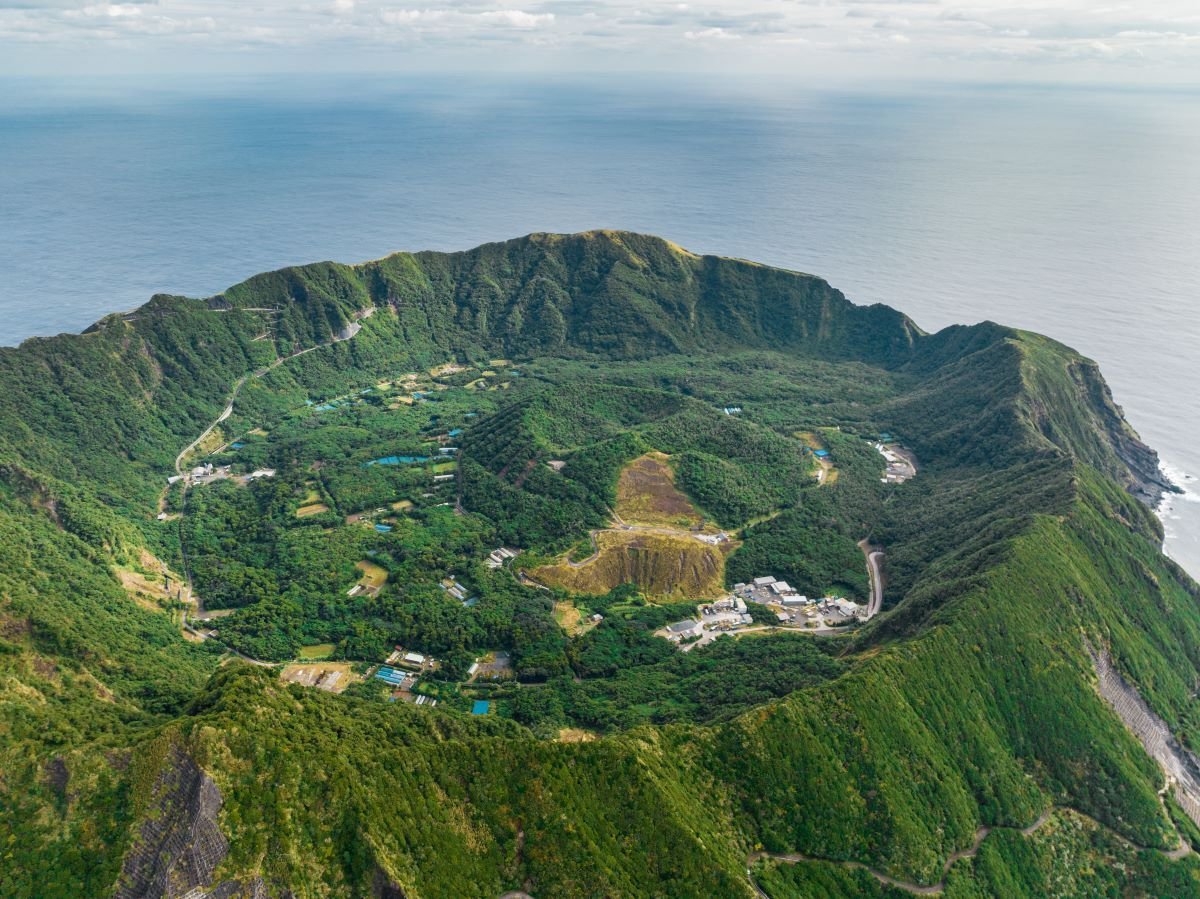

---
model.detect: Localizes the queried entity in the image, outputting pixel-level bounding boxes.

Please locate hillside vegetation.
[0,231,1197,898]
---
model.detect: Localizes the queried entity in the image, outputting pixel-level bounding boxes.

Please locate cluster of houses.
[734,576,865,626]
[384,647,434,671]
[484,547,520,569]
[189,462,229,484]
[876,438,917,484]
[661,595,755,646]
[377,648,440,705]
[173,462,276,489]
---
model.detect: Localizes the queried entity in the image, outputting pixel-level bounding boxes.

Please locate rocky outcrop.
[1090,643,1200,829]
[1073,359,1175,507]
[114,744,263,899]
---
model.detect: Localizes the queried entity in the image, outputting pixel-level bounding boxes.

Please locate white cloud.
[685,26,738,40]
[0,0,1198,79]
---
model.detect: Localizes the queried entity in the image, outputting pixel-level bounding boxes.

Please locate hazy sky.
[2,1,1198,82]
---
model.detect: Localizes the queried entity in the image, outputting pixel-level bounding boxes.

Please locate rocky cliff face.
[1073,358,1176,506]
[113,744,264,899]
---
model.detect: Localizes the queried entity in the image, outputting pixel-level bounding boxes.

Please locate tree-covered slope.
[0,232,1197,898]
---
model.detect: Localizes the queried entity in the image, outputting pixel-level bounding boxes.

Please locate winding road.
[171,310,371,623]
[747,804,1189,897]
[859,540,885,619]
[175,375,247,476]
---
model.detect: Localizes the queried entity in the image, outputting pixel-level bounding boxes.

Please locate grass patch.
[615,452,704,528]
[296,502,330,518]
[298,643,336,660]
[354,560,388,591]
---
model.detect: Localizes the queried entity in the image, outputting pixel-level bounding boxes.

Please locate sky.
[1,1,1199,83]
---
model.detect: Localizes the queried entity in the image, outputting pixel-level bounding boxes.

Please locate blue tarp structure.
[376,667,407,686]
[230,442,245,449]
[366,456,429,466]
[472,700,490,715]
[814,450,831,458]
[375,524,393,533]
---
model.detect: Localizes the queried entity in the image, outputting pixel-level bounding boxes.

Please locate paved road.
[859,540,885,619]
[174,314,370,477]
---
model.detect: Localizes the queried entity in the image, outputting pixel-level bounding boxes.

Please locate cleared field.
[553,600,598,637]
[298,643,336,660]
[391,499,414,511]
[355,560,388,590]
[795,431,836,485]
[794,430,826,451]
[615,453,703,528]
[280,662,357,693]
[115,550,178,611]
[534,530,728,598]
[432,461,458,474]
[556,728,598,743]
[296,503,330,518]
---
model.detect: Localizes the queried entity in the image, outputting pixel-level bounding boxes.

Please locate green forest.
[0,231,1197,898]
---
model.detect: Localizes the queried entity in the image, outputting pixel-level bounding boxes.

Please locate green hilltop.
[0,231,1197,897]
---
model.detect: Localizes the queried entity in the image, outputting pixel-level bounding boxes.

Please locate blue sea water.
[2,76,1198,575]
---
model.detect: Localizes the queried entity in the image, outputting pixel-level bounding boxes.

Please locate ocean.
[2,76,1197,576]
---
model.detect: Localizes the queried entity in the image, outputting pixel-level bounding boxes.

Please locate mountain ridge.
[0,231,1197,898]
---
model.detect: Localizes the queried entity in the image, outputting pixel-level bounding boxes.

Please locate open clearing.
[795,430,837,485]
[298,643,336,660]
[297,502,330,518]
[391,499,414,511]
[354,560,388,592]
[115,550,179,611]
[280,661,357,693]
[614,452,704,528]
[556,728,598,743]
[553,600,598,637]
